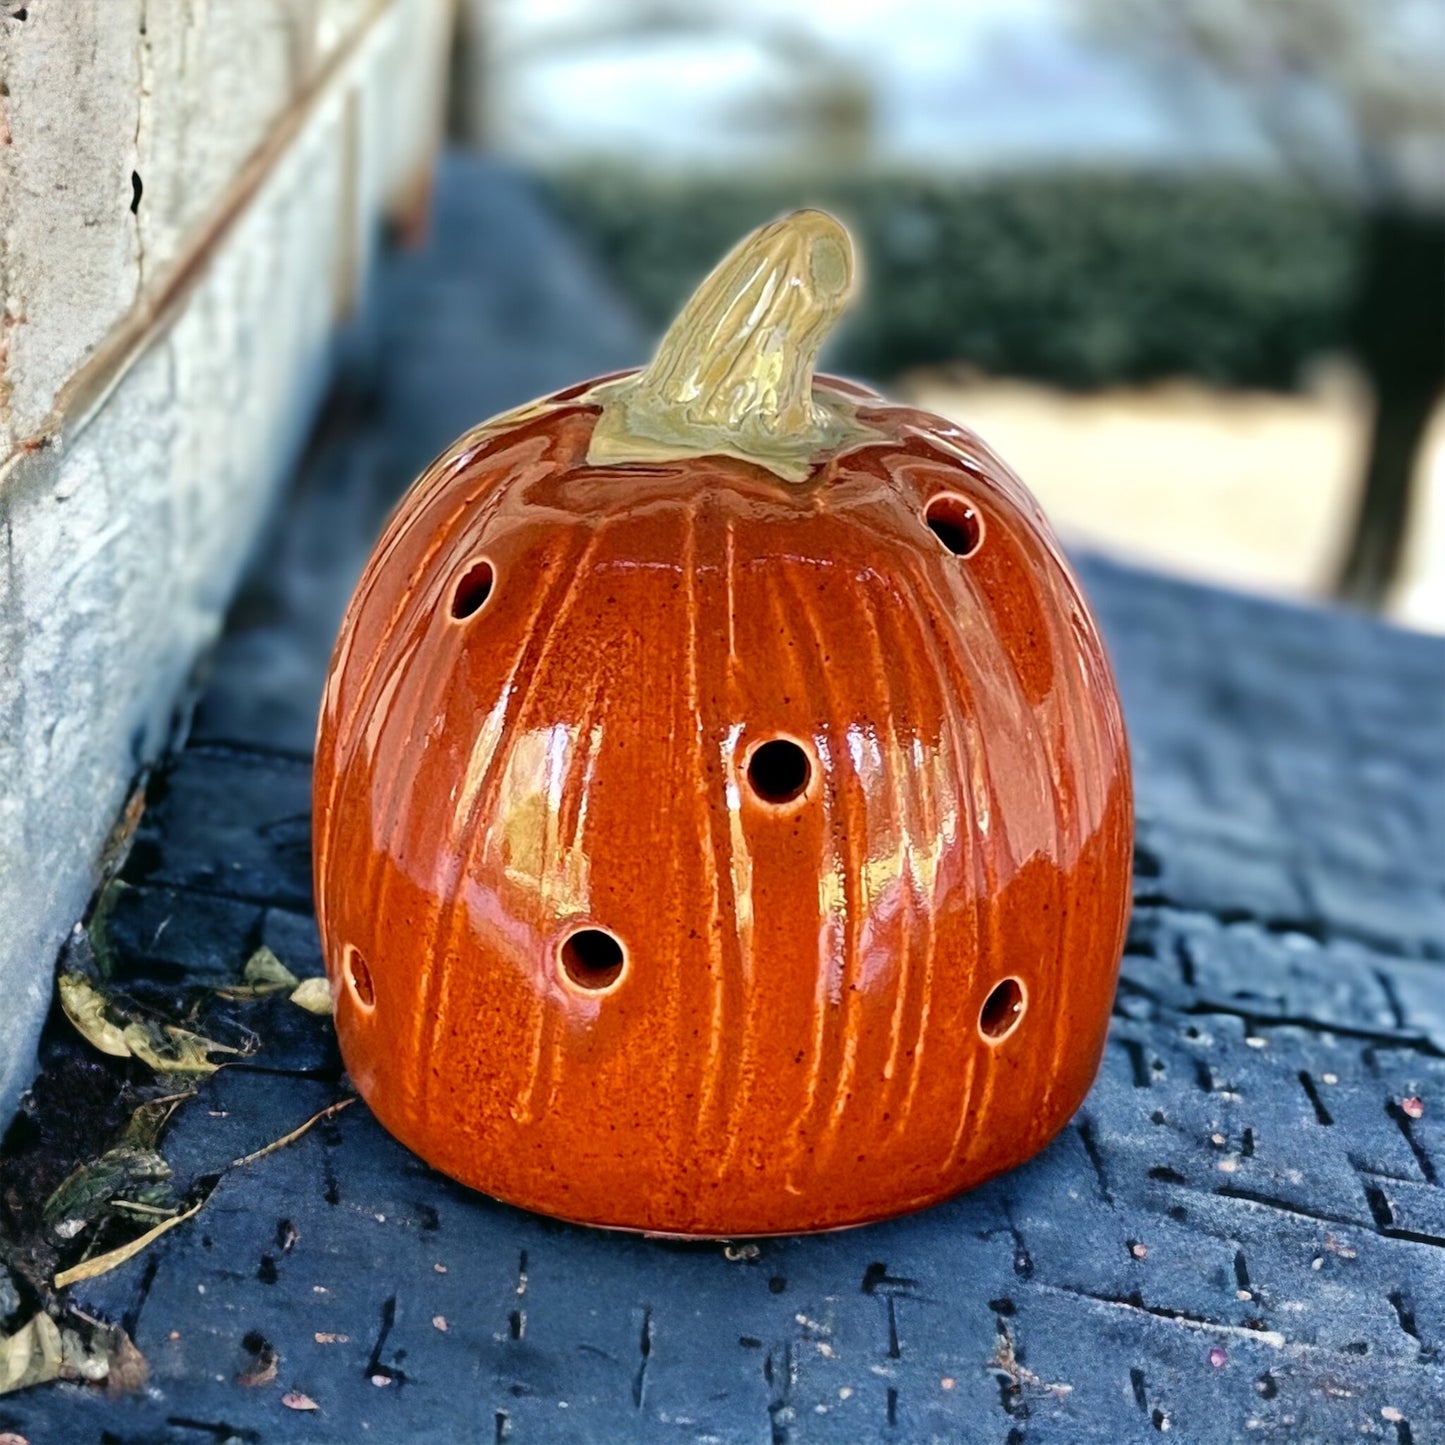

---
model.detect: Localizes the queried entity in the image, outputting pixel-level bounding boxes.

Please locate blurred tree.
[1084,0,1445,609]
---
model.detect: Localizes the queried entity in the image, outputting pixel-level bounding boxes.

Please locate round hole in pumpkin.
[924,494,982,557]
[979,977,1025,1041]
[450,558,495,620]
[559,927,626,992]
[746,738,812,806]
[343,946,376,1011]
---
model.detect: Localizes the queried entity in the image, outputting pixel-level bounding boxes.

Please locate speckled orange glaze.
[313,213,1132,1236]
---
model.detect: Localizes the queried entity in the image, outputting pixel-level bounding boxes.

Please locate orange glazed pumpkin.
[313,211,1132,1236]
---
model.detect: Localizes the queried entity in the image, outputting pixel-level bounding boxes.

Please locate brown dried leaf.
[104,1327,148,1395]
[237,1358,278,1388]
[236,1343,279,1388]
[282,1390,320,1411]
[97,787,147,887]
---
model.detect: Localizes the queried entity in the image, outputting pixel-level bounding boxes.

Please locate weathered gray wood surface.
[3,158,1442,1444]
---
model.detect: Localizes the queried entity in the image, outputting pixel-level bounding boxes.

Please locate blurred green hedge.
[542,169,1359,390]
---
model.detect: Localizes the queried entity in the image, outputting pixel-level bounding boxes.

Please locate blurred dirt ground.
[903,368,1445,636]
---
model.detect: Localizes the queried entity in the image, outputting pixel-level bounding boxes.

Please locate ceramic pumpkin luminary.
[313,210,1132,1237]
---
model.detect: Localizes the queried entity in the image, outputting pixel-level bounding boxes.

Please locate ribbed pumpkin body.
[313,375,1132,1236]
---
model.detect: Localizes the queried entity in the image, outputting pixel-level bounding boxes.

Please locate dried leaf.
[53,1194,210,1290]
[236,1340,279,1388]
[59,973,240,1075]
[0,1314,63,1395]
[59,1327,109,1383]
[282,1390,319,1411]
[236,1358,278,1388]
[44,1146,172,1236]
[245,946,297,990]
[53,1098,355,1290]
[289,977,333,1016]
[104,1327,148,1395]
[97,787,147,887]
[57,974,130,1059]
[42,1093,191,1249]
[230,1099,354,1169]
[120,1092,194,1150]
[121,1021,240,1075]
[216,947,299,1000]
[86,877,130,980]
[0,1314,146,1399]
[107,1200,179,1222]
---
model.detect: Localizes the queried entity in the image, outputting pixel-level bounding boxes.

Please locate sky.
[484,0,1272,171]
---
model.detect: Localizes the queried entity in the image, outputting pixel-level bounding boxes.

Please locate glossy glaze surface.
[313,378,1133,1235]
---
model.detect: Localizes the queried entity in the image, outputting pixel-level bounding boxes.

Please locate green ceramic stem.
[585,209,872,482]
